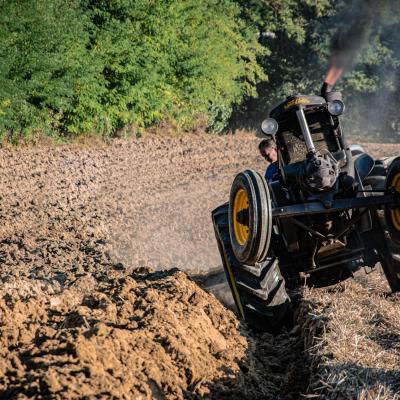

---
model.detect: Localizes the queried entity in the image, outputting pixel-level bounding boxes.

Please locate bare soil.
[0,134,399,399]
[0,267,304,399]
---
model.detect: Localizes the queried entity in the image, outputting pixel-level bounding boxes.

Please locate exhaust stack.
[321,64,343,101]
[321,82,334,98]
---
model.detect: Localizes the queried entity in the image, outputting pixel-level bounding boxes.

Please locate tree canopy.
[0,0,399,141]
[232,0,400,142]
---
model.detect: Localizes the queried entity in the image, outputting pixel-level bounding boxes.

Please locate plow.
[212,83,400,332]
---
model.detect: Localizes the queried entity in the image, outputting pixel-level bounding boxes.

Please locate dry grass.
[299,270,400,399]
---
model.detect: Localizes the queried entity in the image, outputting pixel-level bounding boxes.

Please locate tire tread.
[212,205,292,332]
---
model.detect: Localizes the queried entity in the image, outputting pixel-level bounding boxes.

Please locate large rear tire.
[212,204,292,333]
[371,211,400,292]
[385,157,400,245]
[366,159,400,292]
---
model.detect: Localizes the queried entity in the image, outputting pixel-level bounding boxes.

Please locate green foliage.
[231,0,400,142]
[1,0,399,141]
[0,0,104,141]
[83,0,265,133]
[230,0,335,128]
[0,0,264,139]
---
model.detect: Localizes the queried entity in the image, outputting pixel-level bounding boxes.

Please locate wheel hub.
[233,188,249,245]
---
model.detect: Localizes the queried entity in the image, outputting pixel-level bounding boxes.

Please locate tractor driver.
[259,138,278,182]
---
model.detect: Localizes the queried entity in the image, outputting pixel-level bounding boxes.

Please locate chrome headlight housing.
[261,118,279,135]
[328,100,345,116]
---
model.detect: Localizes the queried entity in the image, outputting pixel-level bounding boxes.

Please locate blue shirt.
[265,163,278,182]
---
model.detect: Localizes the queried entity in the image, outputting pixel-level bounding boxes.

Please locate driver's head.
[259,138,277,163]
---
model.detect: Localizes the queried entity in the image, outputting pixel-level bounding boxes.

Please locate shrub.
[0,0,264,139]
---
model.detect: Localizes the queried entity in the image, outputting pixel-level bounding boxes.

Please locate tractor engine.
[299,152,339,193]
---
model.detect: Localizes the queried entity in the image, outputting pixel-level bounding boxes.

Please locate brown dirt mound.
[0,268,304,399]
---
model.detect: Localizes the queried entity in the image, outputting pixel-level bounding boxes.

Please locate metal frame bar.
[333,208,370,240]
[287,207,370,242]
[288,217,327,240]
[303,250,364,274]
[272,194,398,219]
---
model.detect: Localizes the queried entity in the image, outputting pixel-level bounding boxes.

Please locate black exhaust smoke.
[321,0,378,99]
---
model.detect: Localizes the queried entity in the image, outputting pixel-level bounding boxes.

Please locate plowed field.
[0,134,399,399]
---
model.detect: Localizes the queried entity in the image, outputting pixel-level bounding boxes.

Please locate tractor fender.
[349,144,365,156]
[354,153,374,182]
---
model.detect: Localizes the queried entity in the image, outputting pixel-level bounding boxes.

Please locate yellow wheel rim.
[391,172,400,231]
[233,189,250,245]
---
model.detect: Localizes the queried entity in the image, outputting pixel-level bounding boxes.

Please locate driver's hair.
[258,138,275,151]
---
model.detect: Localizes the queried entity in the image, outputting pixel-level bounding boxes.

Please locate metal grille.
[278,109,339,163]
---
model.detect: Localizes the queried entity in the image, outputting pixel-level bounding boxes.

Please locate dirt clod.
[0,269,301,399]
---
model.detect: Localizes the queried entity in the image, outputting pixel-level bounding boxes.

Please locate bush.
[0,0,264,140]
[83,0,264,133]
[0,0,104,141]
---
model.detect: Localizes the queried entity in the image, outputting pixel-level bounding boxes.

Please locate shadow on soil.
[198,341,309,400]
[192,267,310,400]
[367,312,400,352]
[191,267,236,310]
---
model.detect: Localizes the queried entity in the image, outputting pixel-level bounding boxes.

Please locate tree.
[231,0,400,143]
[0,0,104,141]
[83,0,265,133]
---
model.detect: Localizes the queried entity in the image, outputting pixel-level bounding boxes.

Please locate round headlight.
[261,118,279,135]
[328,100,345,116]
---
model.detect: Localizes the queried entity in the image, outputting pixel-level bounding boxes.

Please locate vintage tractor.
[212,84,400,332]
